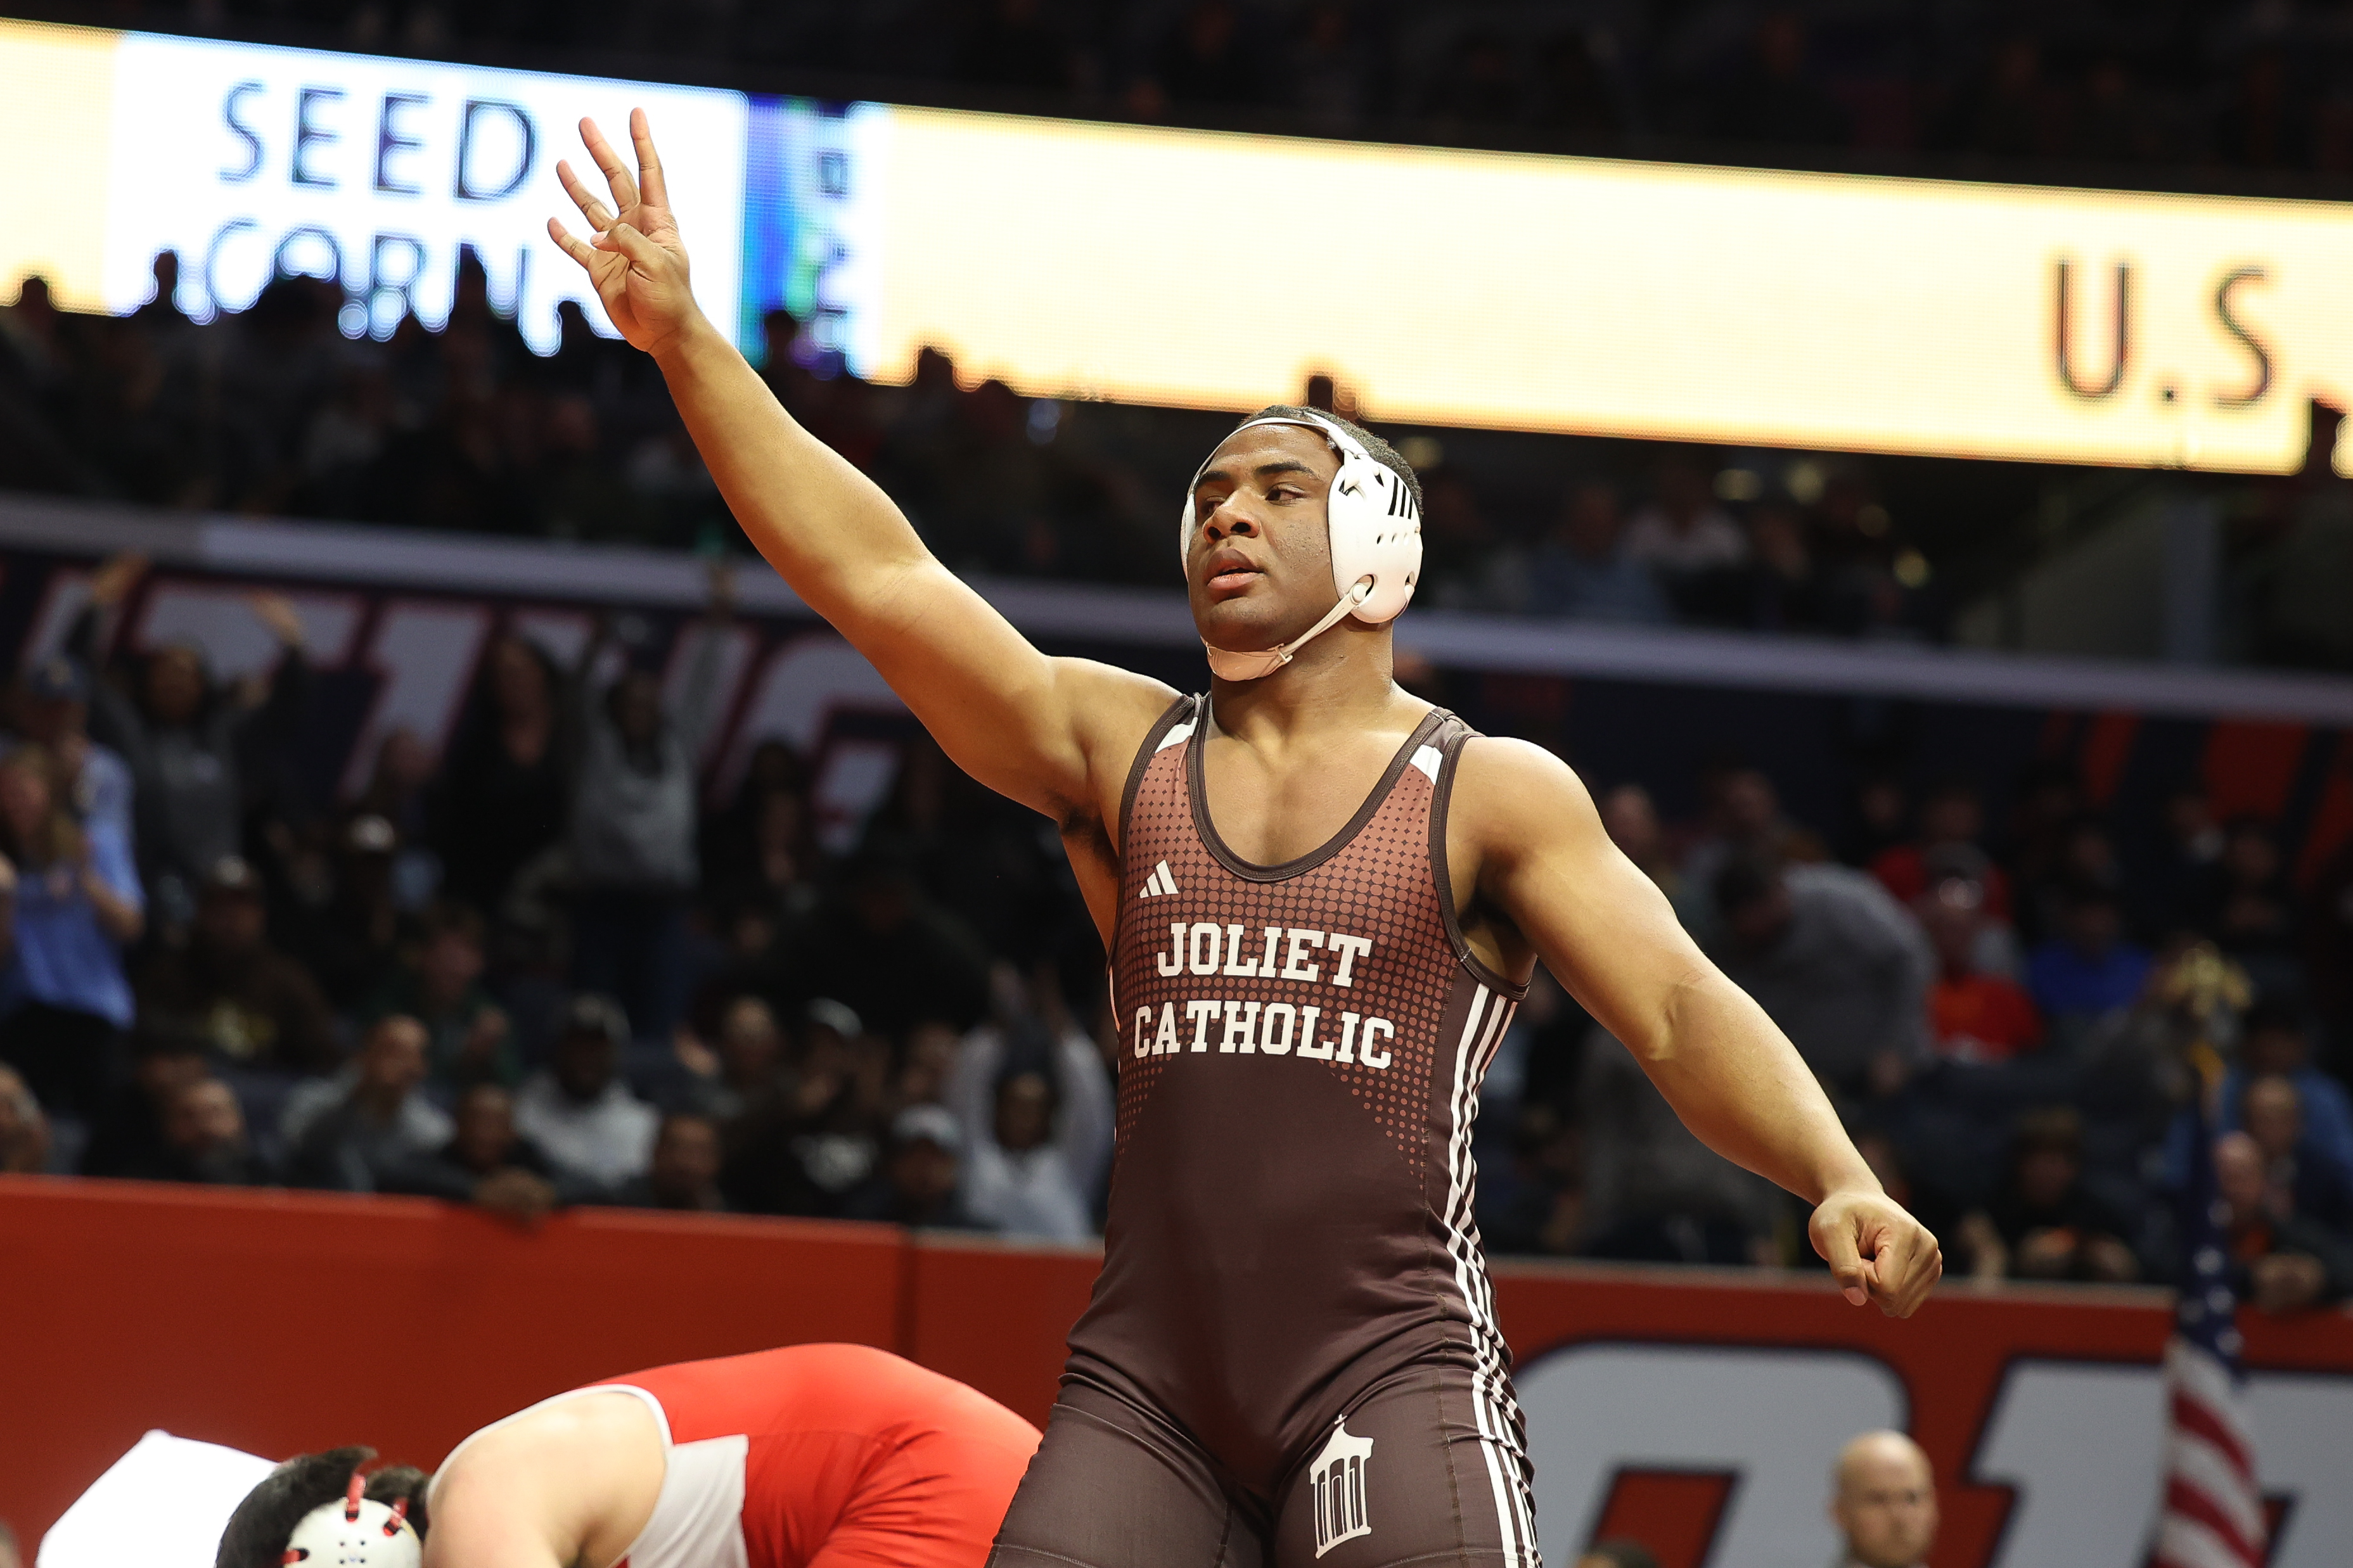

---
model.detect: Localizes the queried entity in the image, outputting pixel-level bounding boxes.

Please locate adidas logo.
[1138,860,1181,899]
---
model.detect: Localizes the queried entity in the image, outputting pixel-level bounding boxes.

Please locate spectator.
[130,1076,269,1185]
[361,901,514,1089]
[1620,456,1748,573]
[1830,1431,1938,1568]
[1710,851,1933,1101]
[437,632,568,917]
[1920,877,2041,1065]
[794,844,993,1038]
[2025,886,2151,1029]
[515,995,658,1187]
[284,813,406,1010]
[2198,817,2300,993]
[676,993,786,1124]
[1677,764,1827,940]
[380,1082,580,1225]
[0,1062,49,1173]
[1959,1107,2140,1283]
[0,744,143,1117]
[949,969,1113,1242]
[68,555,310,931]
[2241,1074,2353,1232]
[351,727,442,909]
[2219,1004,2353,1189]
[79,1019,208,1176]
[281,1015,452,1191]
[2215,1131,2353,1313]
[1577,1026,1778,1265]
[8,653,133,854]
[567,570,733,1041]
[1869,781,2012,925]
[843,1104,977,1228]
[1527,481,1671,623]
[612,1111,728,1211]
[137,856,338,1073]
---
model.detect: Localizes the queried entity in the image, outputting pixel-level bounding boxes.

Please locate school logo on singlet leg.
[1310,1419,1375,1558]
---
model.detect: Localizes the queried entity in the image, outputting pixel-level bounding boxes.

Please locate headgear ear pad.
[1177,413,1423,626]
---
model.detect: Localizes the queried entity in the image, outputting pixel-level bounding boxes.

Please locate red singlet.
[577,1344,1039,1568]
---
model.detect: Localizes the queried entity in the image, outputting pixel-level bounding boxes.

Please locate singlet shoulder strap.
[1117,692,1202,859]
[1426,712,1528,1000]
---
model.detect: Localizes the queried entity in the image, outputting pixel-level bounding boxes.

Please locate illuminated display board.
[1,19,745,352]
[9,16,2353,473]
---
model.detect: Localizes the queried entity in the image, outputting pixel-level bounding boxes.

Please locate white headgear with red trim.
[281,1473,420,1568]
[1179,411,1423,681]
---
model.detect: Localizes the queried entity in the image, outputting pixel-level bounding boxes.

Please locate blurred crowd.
[1,262,1949,642]
[36,2,2353,180]
[0,535,2346,1320]
[0,550,1117,1240]
[1479,758,2353,1313]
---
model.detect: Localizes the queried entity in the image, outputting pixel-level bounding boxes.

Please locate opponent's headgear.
[281,1474,421,1568]
[1179,411,1423,681]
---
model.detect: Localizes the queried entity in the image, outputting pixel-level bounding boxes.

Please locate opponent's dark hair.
[217,1447,432,1568]
[1242,404,1425,518]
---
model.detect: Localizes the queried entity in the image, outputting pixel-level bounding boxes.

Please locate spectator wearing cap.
[565,572,732,1044]
[283,813,405,1010]
[8,651,134,857]
[947,967,1113,1242]
[2025,885,2151,1028]
[610,1111,729,1211]
[380,1082,589,1225]
[0,1062,51,1173]
[136,856,337,1073]
[359,901,514,1090]
[67,555,311,933]
[1830,1431,1937,1568]
[0,744,143,1118]
[514,995,658,1187]
[714,997,873,1216]
[281,1015,452,1191]
[129,1076,270,1186]
[843,1104,977,1228]
[1709,850,1933,1102]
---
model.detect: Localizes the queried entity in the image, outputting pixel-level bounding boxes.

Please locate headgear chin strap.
[1181,412,1422,681]
[281,1475,421,1568]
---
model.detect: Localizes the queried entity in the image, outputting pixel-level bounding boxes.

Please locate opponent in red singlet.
[435,1344,1039,1568]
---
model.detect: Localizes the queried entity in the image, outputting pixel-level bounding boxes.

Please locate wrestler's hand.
[1811,1189,1942,1318]
[549,109,700,357]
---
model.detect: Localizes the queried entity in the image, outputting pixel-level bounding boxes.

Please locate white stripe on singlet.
[1440,987,1539,1568]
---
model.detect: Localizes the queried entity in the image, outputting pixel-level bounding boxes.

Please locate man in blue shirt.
[2026,886,2151,1025]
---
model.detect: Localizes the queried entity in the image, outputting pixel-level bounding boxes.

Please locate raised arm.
[1455,738,1942,1316]
[548,112,1170,825]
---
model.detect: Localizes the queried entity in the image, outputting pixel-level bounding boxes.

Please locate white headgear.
[1178,411,1423,680]
[282,1476,421,1568]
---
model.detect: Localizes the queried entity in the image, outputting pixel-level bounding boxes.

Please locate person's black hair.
[216,1447,430,1568]
[1239,404,1424,518]
[1712,849,1786,916]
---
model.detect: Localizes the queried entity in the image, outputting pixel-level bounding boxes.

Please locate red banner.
[3,1178,2349,1567]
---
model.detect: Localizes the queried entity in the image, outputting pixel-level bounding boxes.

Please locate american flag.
[2153,1099,2266,1568]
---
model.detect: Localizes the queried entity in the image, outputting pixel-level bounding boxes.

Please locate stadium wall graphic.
[1,1178,2349,1568]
